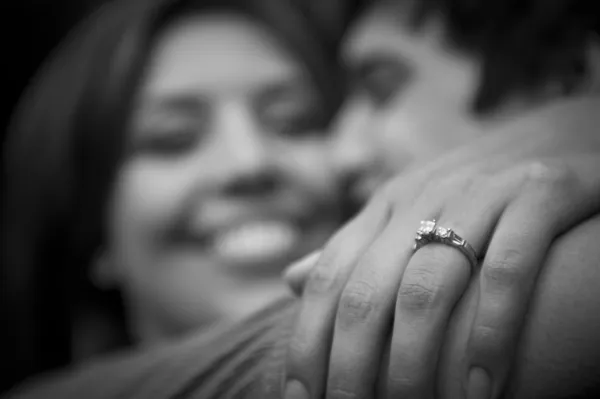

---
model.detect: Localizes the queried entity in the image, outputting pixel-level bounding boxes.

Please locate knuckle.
[374,180,395,201]
[387,374,425,397]
[459,174,485,199]
[414,246,462,271]
[482,248,525,287]
[337,280,380,329]
[303,216,364,296]
[305,261,338,295]
[397,267,443,312]
[304,244,345,295]
[469,324,505,357]
[420,176,445,201]
[287,331,319,366]
[327,382,361,399]
[379,177,419,207]
[522,160,573,193]
[287,335,306,359]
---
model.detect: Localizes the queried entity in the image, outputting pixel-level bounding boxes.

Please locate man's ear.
[89,250,120,290]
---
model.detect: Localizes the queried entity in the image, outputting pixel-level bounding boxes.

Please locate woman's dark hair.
[0,0,345,391]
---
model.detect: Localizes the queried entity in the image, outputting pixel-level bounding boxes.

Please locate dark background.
[0,0,107,145]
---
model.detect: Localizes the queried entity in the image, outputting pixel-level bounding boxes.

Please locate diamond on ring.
[418,220,437,236]
[412,220,479,273]
[436,227,452,239]
[414,220,437,250]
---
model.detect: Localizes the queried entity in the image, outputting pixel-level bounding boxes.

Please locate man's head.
[331,0,599,206]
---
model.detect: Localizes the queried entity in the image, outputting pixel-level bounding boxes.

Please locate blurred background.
[1,0,599,394]
[1,1,108,143]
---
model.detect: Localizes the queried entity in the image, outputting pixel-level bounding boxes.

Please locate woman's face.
[105,13,342,340]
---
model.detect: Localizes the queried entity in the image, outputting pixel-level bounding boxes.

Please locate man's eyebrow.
[349,52,415,85]
[254,76,314,96]
[361,51,412,70]
[256,80,302,98]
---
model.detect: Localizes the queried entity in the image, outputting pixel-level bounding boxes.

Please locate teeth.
[214,222,300,263]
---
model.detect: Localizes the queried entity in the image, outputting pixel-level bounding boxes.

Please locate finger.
[465,204,554,399]
[387,243,471,399]
[382,164,516,399]
[530,156,600,233]
[324,210,427,399]
[283,251,321,297]
[285,196,391,399]
[322,172,502,399]
[384,196,502,399]
[465,158,600,399]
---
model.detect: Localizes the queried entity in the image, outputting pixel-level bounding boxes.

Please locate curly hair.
[335,0,598,113]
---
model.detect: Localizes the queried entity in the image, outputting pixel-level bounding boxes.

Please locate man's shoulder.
[550,213,600,270]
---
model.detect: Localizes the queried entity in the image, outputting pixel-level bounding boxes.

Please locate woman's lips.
[172,202,338,273]
[210,220,301,265]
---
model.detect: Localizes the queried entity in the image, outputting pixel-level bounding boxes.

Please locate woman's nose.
[221,102,271,170]
[214,101,279,195]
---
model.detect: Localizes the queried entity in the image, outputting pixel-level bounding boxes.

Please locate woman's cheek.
[114,160,198,232]
[106,161,197,280]
[283,142,339,193]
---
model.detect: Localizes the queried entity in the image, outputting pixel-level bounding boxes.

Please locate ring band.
[413,220,479,272]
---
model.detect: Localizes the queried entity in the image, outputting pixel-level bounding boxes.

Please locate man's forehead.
[342,5,399,62]
[341,1,447,64]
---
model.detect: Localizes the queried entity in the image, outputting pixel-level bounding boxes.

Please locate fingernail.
[283,251,321,296]
[284,379,310,399]
[294,251,321,269]
[284,251,320,277]
[467,367,492,399]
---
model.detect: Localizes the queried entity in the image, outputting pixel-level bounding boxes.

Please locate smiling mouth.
[211,220,302,265]
[170,200,339,274]
[172,215,313,274]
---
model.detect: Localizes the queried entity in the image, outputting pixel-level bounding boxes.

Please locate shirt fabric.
[6,297,299,399]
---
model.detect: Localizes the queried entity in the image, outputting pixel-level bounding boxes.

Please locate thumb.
[282,251,321,296]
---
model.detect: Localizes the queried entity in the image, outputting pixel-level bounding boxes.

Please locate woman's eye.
[133,117,204,157]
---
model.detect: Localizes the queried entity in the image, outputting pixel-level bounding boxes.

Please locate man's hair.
[357,0,599,113]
